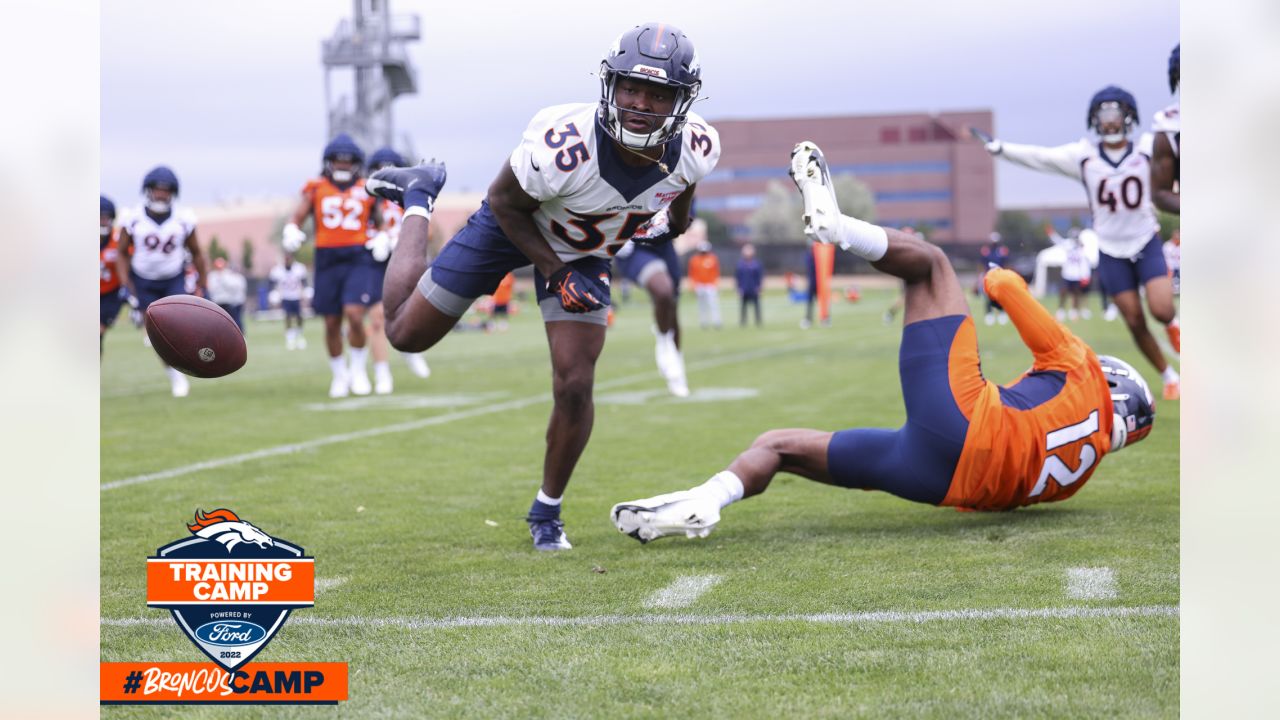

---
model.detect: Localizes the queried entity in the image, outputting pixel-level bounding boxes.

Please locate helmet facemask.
[325,153,362,185]
[599,66,700,149]
[1091,102,1135,145]
[144,184,175,214]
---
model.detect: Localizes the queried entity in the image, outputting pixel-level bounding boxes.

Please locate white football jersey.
[122,206,197,280]
[1152,101,1180,160]
[999,137,1158,259]
[269,262,309,301]
[509,103,720,262]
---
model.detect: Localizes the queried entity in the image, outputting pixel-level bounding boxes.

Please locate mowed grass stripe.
[100,336,845,491]
[101,604,1177,629]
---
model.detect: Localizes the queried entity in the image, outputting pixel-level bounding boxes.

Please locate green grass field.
[100,286,1179,718]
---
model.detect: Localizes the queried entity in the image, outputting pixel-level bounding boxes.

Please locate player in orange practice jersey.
[100,195,124,354]
[611,141,1156,542]
[282,134,384,398]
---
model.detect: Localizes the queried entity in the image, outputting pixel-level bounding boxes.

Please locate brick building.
[700,110,998,244]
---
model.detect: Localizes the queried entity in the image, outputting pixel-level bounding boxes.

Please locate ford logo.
[194,621,267,646]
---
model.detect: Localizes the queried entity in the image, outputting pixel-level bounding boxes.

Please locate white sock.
[165,366,183,381]
[1162,366,1179,383]
[329,356,346,377]
[287,327,298,341]
[693,470,745,509]
[835,214,888,261]
[374,360,391,374]
[536,489,562,505]
[348,346,368,372]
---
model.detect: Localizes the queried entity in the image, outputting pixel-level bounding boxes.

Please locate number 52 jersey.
[509,103,720,262]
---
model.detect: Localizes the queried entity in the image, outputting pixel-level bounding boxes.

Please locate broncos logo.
[187,509,275,552]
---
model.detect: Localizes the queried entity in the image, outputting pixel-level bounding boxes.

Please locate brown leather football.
[144,295,247,378]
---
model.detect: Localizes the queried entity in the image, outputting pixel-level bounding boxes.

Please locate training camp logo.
[147,509,314,671]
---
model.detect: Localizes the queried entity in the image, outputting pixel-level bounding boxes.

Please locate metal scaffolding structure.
[321,0,420,160]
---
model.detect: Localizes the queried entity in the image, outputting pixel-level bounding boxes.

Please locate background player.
[114,166,206,397]
[365,146,431,393]
[612,141,1155,542]
[368,23,718,551]
[100,195,124,354]
[269,253,309,350]
[1046,224,1092,321]
[282,134,383,398]
[973,86,1181,399]
[614,209,692,397]
[1151,44,1180,215]
[688,241,722,330]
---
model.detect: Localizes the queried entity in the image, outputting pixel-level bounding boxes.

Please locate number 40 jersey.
[997,135,1158,260]
[510,103,721,263]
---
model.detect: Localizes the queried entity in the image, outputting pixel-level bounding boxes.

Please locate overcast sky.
[102,0,1179,209]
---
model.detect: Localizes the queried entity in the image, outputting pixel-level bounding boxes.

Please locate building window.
[880,127,901,144]
[908,126,929,143]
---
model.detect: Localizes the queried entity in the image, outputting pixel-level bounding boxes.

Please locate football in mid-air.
[144,296,247,378]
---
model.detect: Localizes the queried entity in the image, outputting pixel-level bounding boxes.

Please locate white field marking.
[315,577,348,594]
[101,604,1178,630]
[1066,567,1118,600]
[101,339,838,492]
[642,575,724,609]
[300,392,506,413]
[595,387,759,406]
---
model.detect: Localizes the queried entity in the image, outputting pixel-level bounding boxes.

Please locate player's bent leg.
[385,269,466,353]
[876,237,970,326]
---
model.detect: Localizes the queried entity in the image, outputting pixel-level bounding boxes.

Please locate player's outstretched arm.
[984,268,1073,363]
[282,194,311,252]
[970,127,1084,180]
[488,164,563,278]
[1151,133,1180,215]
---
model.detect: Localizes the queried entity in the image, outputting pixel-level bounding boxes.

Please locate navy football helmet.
[598,22,702,149]
[1087,86,1139,142]
[1168,43,1180,93]
[1099,355,1155,451]
[368,147,404,172]
[100,194,116,241]
[322,133,365,183]
[141,166,179,214]
[100,194,116,219]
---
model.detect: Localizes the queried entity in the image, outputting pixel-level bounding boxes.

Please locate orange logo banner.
[101,662,347,704]
[146,559,315,605]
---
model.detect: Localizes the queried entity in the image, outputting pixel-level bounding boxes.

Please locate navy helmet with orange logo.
[598,22,702,149]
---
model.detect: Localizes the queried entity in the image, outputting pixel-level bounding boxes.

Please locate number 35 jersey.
[302,177,377,249]
[998,136,1158,259]
[121,206,197,280]
[509,103,721,263]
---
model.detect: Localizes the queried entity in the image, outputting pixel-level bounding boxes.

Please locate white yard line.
[101,604,1178,630]
[101,339,837,492]
[315,577,348,594]
[642,575,723,609]
[1066,567,1118,600]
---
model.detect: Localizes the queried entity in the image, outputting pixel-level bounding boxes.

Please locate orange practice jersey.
[100,231,122,294]
[942,268,1115,511]
[688,253,720,285]
[381,199,403,238]
[492,272,515,305]
[303,177,377,248]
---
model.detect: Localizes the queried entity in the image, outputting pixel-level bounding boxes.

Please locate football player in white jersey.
[973,86,1181,400]
[1151,44,1180,215]
[115,166,206,397]
[269,253,310,350]
[367,22,719,551]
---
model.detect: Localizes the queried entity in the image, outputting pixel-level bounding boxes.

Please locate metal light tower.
[322,0,420,159]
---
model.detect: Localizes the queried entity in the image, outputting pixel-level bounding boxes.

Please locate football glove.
[969,127,1002,155]
[282,223,307,252]
[546,265,608,313]
[365,230,393,262]
[631,209,676,245]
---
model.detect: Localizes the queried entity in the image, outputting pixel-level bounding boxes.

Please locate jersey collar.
[594,115,683,202]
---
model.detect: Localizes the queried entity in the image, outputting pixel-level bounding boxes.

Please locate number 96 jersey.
[510,103,720,262]
[121,206,197,281]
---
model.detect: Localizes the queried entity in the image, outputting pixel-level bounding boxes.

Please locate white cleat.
[329,374,350,399]
[404,352,431,379]
[169,373,190,398]
[349,370,372,396]
[789,141,842,245]
[297,336,307,350]
[1103,304,1120,322]
[374,365,393,395]
[285,335,295,351]
[611,490,720,544]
